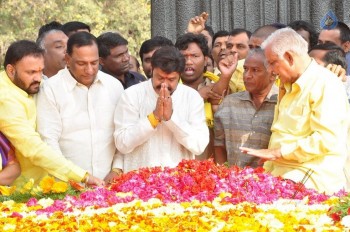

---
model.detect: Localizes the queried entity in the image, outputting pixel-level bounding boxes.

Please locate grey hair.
[36,29,63,50]
[261,27,308,58]
[246,47,267,68]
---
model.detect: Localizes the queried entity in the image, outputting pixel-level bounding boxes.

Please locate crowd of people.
[0,14,349,195]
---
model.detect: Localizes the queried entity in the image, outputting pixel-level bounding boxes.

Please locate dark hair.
[288,20,319,48]
[62,21,91,36]
[37,21,62,38]
[66,31,97,55]
[4,40,44,68]
[335,21,350,43]
[309,43,347,69]
[212,30,230,47]
[175,33,209,57]
[139,36,173,61]
[97,32,128,58]
[270,22,287,29]
[229,28,252,38]
[151,46,185,74]
[204,25,214,38]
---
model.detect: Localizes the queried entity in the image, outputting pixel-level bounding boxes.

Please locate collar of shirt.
[62,67,103,91]
[285,59,315,94]
[236,90,277,103]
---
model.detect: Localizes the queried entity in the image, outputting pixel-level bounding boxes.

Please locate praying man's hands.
[187,12,209,34]
[154,83,173,121]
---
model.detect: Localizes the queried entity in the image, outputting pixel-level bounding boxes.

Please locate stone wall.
[151,0,350,42]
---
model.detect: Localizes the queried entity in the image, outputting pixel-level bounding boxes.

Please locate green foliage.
[0,0,151,67]
[0,187,81,203]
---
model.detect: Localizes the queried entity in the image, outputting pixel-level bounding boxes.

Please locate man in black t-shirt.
[97,32,146,89]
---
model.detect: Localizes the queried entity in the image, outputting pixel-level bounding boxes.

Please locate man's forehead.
[245,53,265,63]
[70,45,98,59]
[14,55,44,69]
[320,29,341,38]
[214,36,229,43]
[110,45,128,54]
[154,68,179,76]
[229,32,249,40]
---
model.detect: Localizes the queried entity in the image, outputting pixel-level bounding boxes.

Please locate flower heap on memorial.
[0,159,349,231]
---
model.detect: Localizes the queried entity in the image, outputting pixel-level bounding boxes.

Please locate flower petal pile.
[0,159,348,231]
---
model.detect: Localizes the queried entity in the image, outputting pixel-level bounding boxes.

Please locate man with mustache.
[175,33,237,160]
[114,46,209,173]
[214,48,277,168]
[0,40,103,186]
[36,32,124,183]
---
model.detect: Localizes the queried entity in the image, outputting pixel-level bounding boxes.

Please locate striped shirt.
[214,91,277,168]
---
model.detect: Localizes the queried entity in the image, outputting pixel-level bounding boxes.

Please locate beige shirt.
[36,68,124,179]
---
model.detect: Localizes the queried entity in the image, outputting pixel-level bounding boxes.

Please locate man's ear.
[204,56,208,67]
[65,53,71,68]
[283,51,294,66]
[342,41,350,53]
[5,64,15,80]
[99,57,105,66]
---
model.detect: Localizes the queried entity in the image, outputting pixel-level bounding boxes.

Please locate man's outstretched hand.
[239,147,282,161]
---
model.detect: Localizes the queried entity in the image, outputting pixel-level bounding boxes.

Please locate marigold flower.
[0,185,16,196]
[39,176,55,193]
[51,182,68,193]
[20,179,34,194]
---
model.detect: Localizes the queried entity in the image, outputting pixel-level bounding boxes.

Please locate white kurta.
[114,79,209,173]
[36,68,124,179]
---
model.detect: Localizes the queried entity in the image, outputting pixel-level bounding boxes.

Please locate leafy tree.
[0,0,151,67]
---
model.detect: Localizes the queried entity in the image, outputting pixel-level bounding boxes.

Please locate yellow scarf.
[202,71,220,128]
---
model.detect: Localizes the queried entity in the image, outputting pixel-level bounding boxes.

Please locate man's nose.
[85,64,94,74]
[34,73,42,82]
[185,56,193,64]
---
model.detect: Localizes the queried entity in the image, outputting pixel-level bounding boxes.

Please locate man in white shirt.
[36,32,124,183]
[114,46,209,173]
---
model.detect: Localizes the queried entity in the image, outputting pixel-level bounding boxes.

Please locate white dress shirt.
[114,79,209,173]
[36,68,124,179]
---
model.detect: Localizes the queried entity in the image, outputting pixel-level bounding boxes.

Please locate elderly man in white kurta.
[114,46,209,173]
[36,32,124,183]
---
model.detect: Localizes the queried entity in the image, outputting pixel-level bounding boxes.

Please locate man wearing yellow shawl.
[175,33,237,159]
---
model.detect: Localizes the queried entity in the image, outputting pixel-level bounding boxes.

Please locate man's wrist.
[148,112,161,128]
[81,172,89,184]
[112,168,123,175]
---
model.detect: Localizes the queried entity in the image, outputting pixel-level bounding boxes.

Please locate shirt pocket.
[285,104,310,134]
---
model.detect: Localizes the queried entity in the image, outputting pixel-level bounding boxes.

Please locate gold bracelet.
[81,172,89,184]
[112,168,123,174]
[147,112,160,128]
